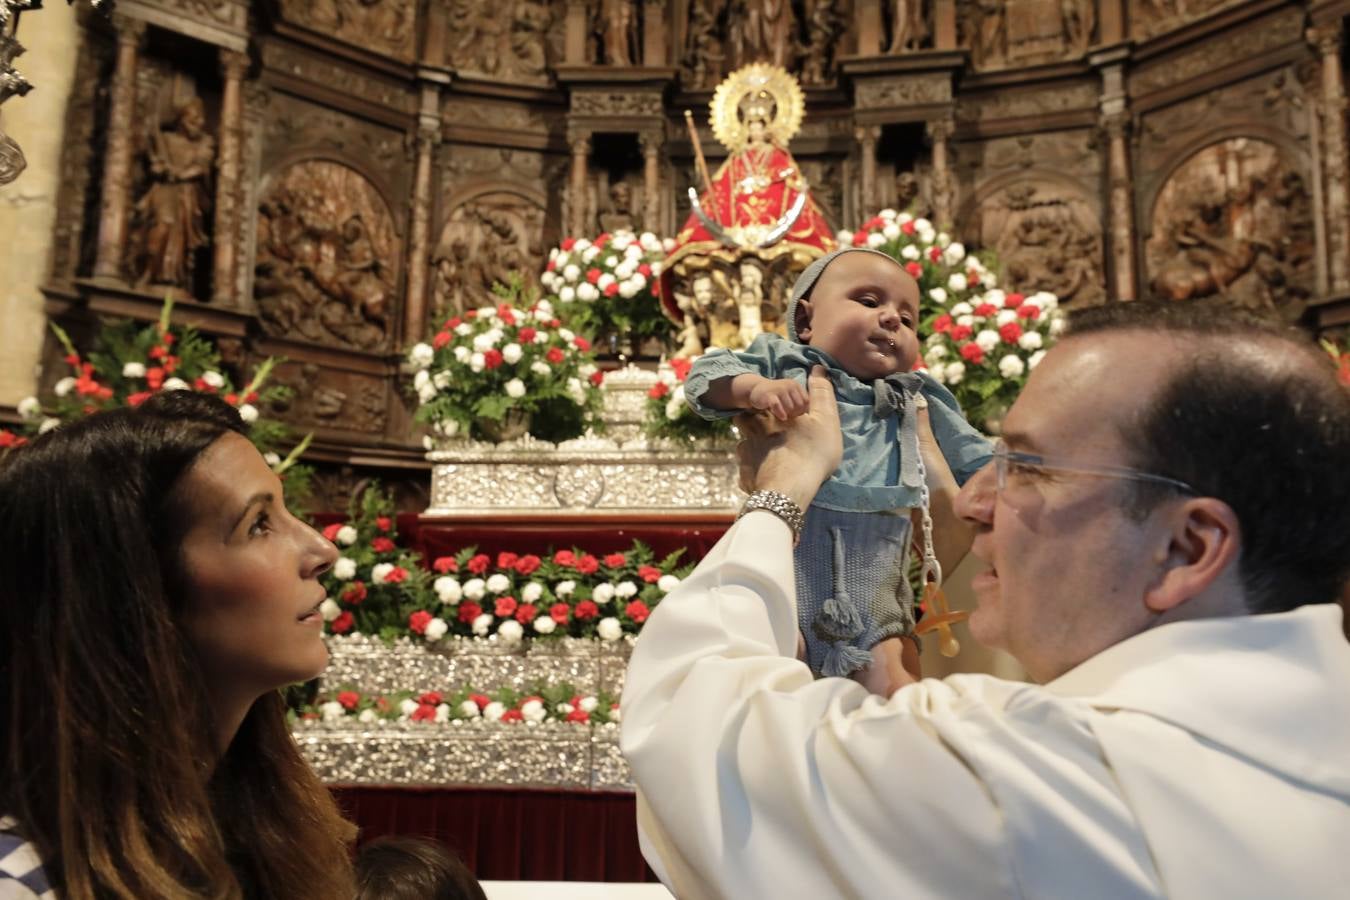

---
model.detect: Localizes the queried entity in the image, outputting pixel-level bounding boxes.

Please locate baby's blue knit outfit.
[684,249,992,677]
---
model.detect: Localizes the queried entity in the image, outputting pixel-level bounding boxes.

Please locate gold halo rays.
[709,63,805,154]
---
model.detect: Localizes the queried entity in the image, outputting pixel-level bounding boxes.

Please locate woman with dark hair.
[0,391,356,899]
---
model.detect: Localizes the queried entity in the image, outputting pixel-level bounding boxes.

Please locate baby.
[685,247,992,689]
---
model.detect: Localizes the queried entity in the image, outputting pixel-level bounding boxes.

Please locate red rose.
[638,263,652,277]
[458,602,483,623]
[337,691,361,710]
[901,220,916,235]
[331,611,354,634]
[975,303,997,317]
[549,602,571,624]
[408,610,433,634]
[637,564,661,583]
[501,709,524,722]
[603,282,620,297]
[589,370,604,386]
[905,261,923,278]
[604,552,626,567]
[519,326,537,342]
[625,599,650,623]
[999,322,1023,343]
[376,516,392,532]
[514,554,541,575]
[467,553,490,574]
[959,342,985,365]
[385,566,409,584]
[586,268,602,284]
[432,330,452,349]
[410,704,437,722]
[433,556,458,574]
[322,523,344,542]
[371,537,396,553]
[1017,305,1041,320]
[566,709,590,723]
[950,324,973,341]
[554,549,576,567]
[574,600,600,620]
[575,554,599,575]
[514,603,538,624]
[648,382,669,399]
[561,237,577,251]
[574,336,591,352]
[495,596,518,617]
[342,581,368,605]
[933,314,953,333]
[127,391,152,407]
[546,347,565,364]
[497,551,519,569]
[484,349,503,369]
[418,691,443,706]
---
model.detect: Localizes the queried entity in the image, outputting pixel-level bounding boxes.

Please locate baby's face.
[795,252,921,381]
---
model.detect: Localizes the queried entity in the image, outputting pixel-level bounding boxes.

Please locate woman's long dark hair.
[0,391,354,899]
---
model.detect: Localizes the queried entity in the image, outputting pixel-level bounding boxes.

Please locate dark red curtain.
[333,786,658,882]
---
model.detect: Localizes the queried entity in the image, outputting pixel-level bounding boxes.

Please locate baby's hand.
[748,378,810,421]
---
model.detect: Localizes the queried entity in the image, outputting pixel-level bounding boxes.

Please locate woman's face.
[175,432,337,701]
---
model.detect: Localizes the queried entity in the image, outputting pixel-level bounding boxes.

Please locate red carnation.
[595,233,610,248]
[483,349,503,369]
[322,523,344,542]
[337,691,361,710]
[467,553,491,575]
[905,261,923,278]
[625,599,651,623]
[148,345,166,361]
[224,393,238,406]
[384,566,408,584]
[515,555,541,575]
[501,709,524,722]
[863,216,883,230]
[852,231,868,246]
[410,704,437,722]
[146,368,165,390]
[331,611,354,634]
[561,237,577,251]
[458,602,483,623]
[999,322,1023,344]
[419,691,443,706]
[126,390,151,407]
[638,263,653,277]
[63,352,80,366]
[975,303,997,317]
[495,596,518,617]
[603,282,620,297]
[566,709,590,723]
[575,554,599,575]
[554,549,576,567]
[960,343,985,365]
[432,330,452,349]
[1004,292,1025,308]
[670,358,693,380]
[433,556,458,574]
[550,318,561,327]
[549,603,571,624]
[933,314,953,333]
[342,581,368,605]
[465,310,478,318]
[1017,305,1041,320]
[901,220,916,235]
[446,316,463,329]
[371,537,396,553]
[408,610,433,634]
[376,516,392,532]
[519,326,537,342]
[929,246,943,262]
[193,377,216,393]
[604,552,626,567]
[586,268,602,284]
[499,309,517,326]
[160,331,176,345]
[637,564,662,583]
[514,603,538,624]
[648,382,669,398]
[950,324,973,341]
[493,553,515,571]
[469,693,491,709]
[574,336,591,352]
[162,355,180,374]
[546,347,565,364]
[574,600,600,620]
[589,370,604,386]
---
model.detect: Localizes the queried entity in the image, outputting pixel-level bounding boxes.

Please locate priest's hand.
[734,366,842,512]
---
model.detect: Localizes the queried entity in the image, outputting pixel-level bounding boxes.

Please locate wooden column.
[1103,113,1137,301]
[569,132,591,237]
[210,49,248,306]
[1311,23,1349,292]
[640,131,661,231]
[564,0,589,64]
[856,0,882,56]
[856,125,879,216]
[934,0,957,50]
[642,0,666,66]
[926,117,955,226]
[93,14,147,280]
[405,83,442,343]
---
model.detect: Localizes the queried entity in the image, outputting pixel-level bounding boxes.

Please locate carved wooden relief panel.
[957,0,1095,71]
[276,0,418,61]
[1145,138,1313,315]
[440,0,564,84]
[431,187,546,318]
[679,0,850,88]
[254,160,402,350]
[1128,0,1246,42]
[265,359,391,434]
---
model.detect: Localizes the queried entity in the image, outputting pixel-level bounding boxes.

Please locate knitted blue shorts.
[794,505,916,678]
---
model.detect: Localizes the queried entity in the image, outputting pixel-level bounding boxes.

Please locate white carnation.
[559,328,575,342]
[409,343,435,369]
[882,222,901,241]
[333,557,357,581]
[483,701,505,722]
[522,582,544,603]
[455,322,473,336]
[900,243,920,261]
[577,283,600,302]
[608,705,622,723]
[944,242,966,265]
[579,696,599,713]
[38,417,61,434]
[53,376,76,397]
[1049,315,1066,336]
[999,354,1026,378]
[658,574,680,593]
[944,361,966,384]
[532,614,556,634]
[472,612,493,636]
[615,581,638,599]
[264,452,281,467]
[371,563,394,584]
[497,619,524,644]
[1029,349,1047,369]
[460,700,481,717]
[563,263,580,282]
[592,583,616,603]
[400,698,420,717]
[597,617,623,642]
[434,576,462,604]
[463,579,488,600]
[531,361,550,376]
[957,314,975,328]
[925,343,948,362]
[237,404,258,424]
[866,231,887,248]
[555,580,576,597]
[486,573,511,594]
[201,370,225,389]
[435,702,451,723]
[319,598,342,622]
[16,396,41,419]
[950,301,973,316]
[321,701,346,722]
[358,708,378,723]
[469,352,486,373]
[453,346,471,363]
[837,229,854,245]
[121,362,146,379]
[505,378,526,399]
[975,329,1000,352]
[1018,331,1043,351]
[559,285,576,302]
[928,287,947,304]
[997,309,1019,327]
[424,617,448,641]
[502,343,522,364]
[948,273,968,292]
[163,377,191,392]
[521,698,546,723]
[472,332,496,353]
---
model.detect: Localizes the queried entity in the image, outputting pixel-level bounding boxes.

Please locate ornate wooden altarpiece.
[19,0,1350,509]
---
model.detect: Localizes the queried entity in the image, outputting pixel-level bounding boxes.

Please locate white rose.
[472,612,493,636]
[200,370,225,389]
[522,582,543,603]
[53,376,76,398]
[162,377,190,392]
[321,701,346,722]
[532,614,557,634]
[469,352,485,373]
[882,222,901,241]
[435,576,462,603]
[1029,349,1047,369]
[333,557,357,581]
[592,583,616,603]
[38,417,61,435]
[948,273,968,292]
[944,361,966,384]
[597,617,623,642]
[975,329,1000,352]
[409,343,435,369]
[900,243,920,260]
[486,573,511,594]
[658,574,680,593]
[928,287,948,305]
[462,578,486,601]
[950,301,972,316]
[424,617,449,641]
[400,698,420,717]
[497,619,524,644]
[358,708,378,723]
[866,231,887,248]
[555,580,576,597]
[237,404,259,424]
[16,396,41,420]
[944,242,966,265]
[502,343,523,364]
[615,581,638,599]
[521,698,546,723]
[1019,331,1044,351]
[559,285,576,303]
[505,378,526,399]
[563,263,580,283]
[371,563,394,584]
[999,354,1026,378]
[121,362,146,379]
[319,598,342,622]
[459,700,481,717]
[483,701,505,722]
[579,696,599,713]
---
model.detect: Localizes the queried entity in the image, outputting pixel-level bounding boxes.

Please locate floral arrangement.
[1321,336,1350,387]
[407,288,605,444]
[1,300,314,497]
[297,682,620,727]
[642,356,734,445]
[539,231,676,349]
[841,209,1064,431]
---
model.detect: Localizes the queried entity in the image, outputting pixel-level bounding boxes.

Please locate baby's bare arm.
[704,374,809,421]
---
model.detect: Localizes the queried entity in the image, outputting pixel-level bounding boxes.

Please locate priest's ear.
[794,299,814,342]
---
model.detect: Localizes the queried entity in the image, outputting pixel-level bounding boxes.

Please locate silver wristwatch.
[737,489,805,544]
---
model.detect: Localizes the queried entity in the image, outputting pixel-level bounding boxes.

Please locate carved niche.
[276,0,418,62]
[1145,138,1313,316]
[430,188,546,318]
[957,0,1095,71]
[679,0,850,89]
[970,180,1105,306]
[440,0,562,84]
[253,160,402,351]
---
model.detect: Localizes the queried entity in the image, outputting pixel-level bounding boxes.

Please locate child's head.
[355,836,486,900]
[788,248,921,381]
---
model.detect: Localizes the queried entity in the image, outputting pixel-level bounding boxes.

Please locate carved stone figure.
[887,0,930,54]
[442,0,553,81]
[132,97,216,290]
[962,0,1096,69]
[1060,0,1095,54]
[800,0,846,85]
[278,0,416,61]
[728,0,797,70]
[254,160,399,350]
[970,0,1007,69]
[683,0,728,88]
[671,286,706,358]
[735,259,765,346]
[597,179,639,233]
[600,0,637,66]
[974,182,1106,306]
[432,194,544,312]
